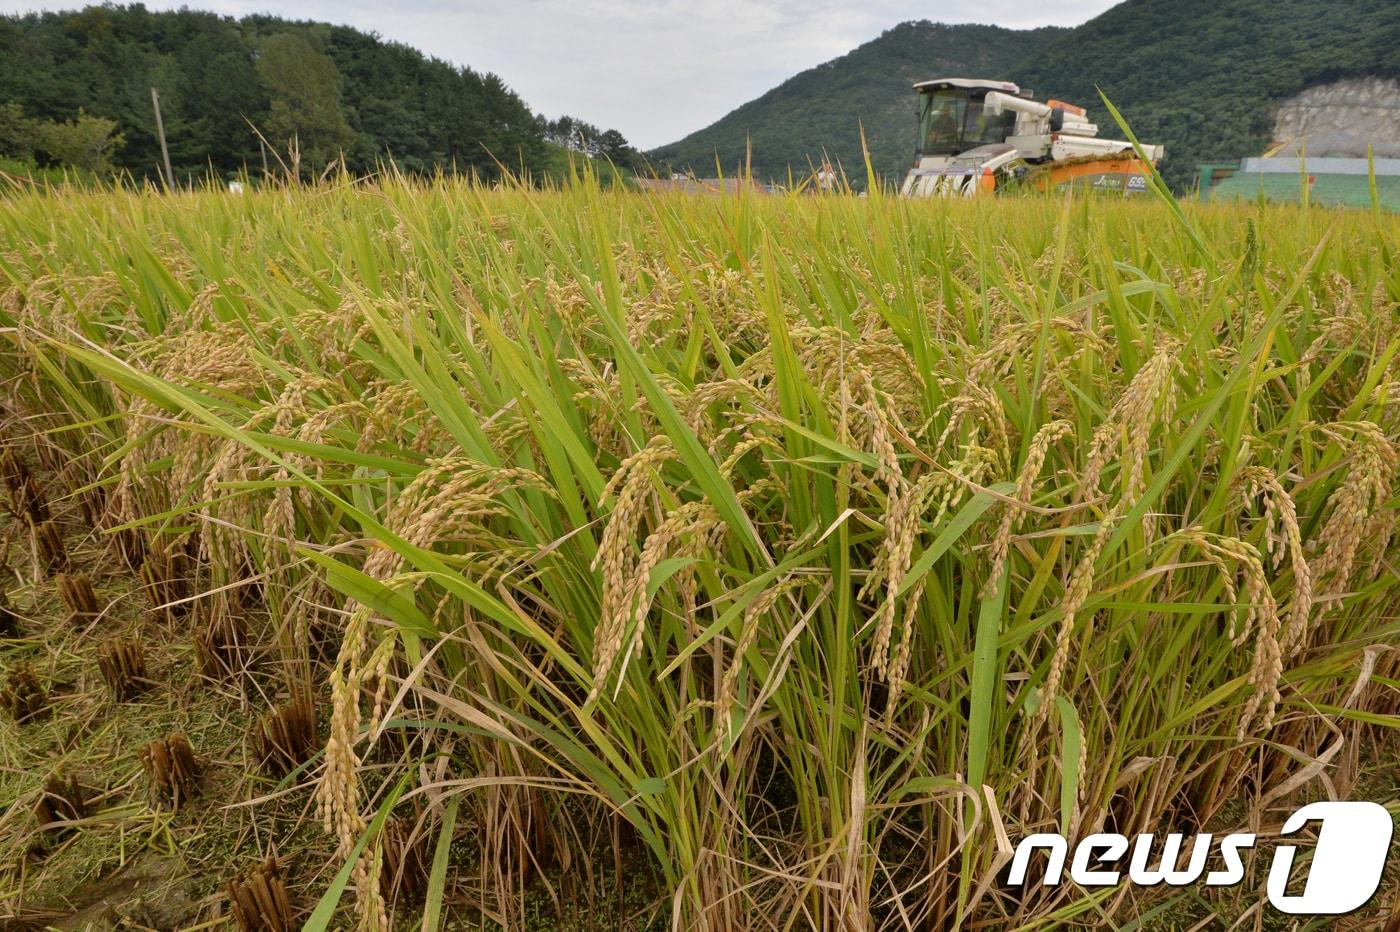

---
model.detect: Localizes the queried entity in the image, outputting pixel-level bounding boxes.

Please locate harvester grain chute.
[900,78,1163,197]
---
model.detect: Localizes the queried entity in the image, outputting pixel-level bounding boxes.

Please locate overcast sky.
[0,0,1119,148]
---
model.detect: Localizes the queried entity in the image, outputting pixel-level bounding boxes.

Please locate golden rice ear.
[34,770,86,835]
[140,732,203,808]
[252,694,317,777]
[1311,422,1399,607]
[1,664,46,722]
[97,637,147,701]
[227,852,293,932]
[30,518,66,575]
[56,572,100,625]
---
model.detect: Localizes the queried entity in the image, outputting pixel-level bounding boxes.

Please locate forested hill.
[0,5,643,181]
[649,22,1067,186]
[650,0,1400,191]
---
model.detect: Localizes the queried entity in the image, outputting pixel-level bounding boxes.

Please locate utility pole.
[150,86,174,190]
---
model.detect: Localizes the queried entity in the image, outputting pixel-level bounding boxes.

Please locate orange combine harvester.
[900,77,1164,197]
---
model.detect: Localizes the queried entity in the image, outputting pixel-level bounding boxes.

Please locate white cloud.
[0,0,1119,148]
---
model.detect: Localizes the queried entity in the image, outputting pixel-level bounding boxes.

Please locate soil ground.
[0,447,338,929]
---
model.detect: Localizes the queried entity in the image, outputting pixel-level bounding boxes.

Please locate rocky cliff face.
[1271,77,1400,157]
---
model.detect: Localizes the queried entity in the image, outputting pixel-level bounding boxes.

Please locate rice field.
[0,173,1397,929]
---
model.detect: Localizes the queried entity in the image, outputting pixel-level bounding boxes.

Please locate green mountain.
[0,5,644,182]
[649,22,1067,188]
[650,0,1400,192]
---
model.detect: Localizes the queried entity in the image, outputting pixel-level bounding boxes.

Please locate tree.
[255,31,353,174]
[0,101,35,160]
[33,109,124,172]
[170,22,267,172]
[597,129,632,165]
[0,8,558,182]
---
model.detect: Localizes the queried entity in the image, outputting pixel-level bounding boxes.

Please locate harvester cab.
[900,78,1164,197]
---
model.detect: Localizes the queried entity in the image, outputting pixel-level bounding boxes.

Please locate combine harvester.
[900,78,1164,197]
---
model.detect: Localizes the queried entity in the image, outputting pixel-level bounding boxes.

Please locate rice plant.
[0,171,1396,928]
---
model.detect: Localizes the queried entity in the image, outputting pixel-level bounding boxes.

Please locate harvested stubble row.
[0,174,1397,929]
[140,731,203,807]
